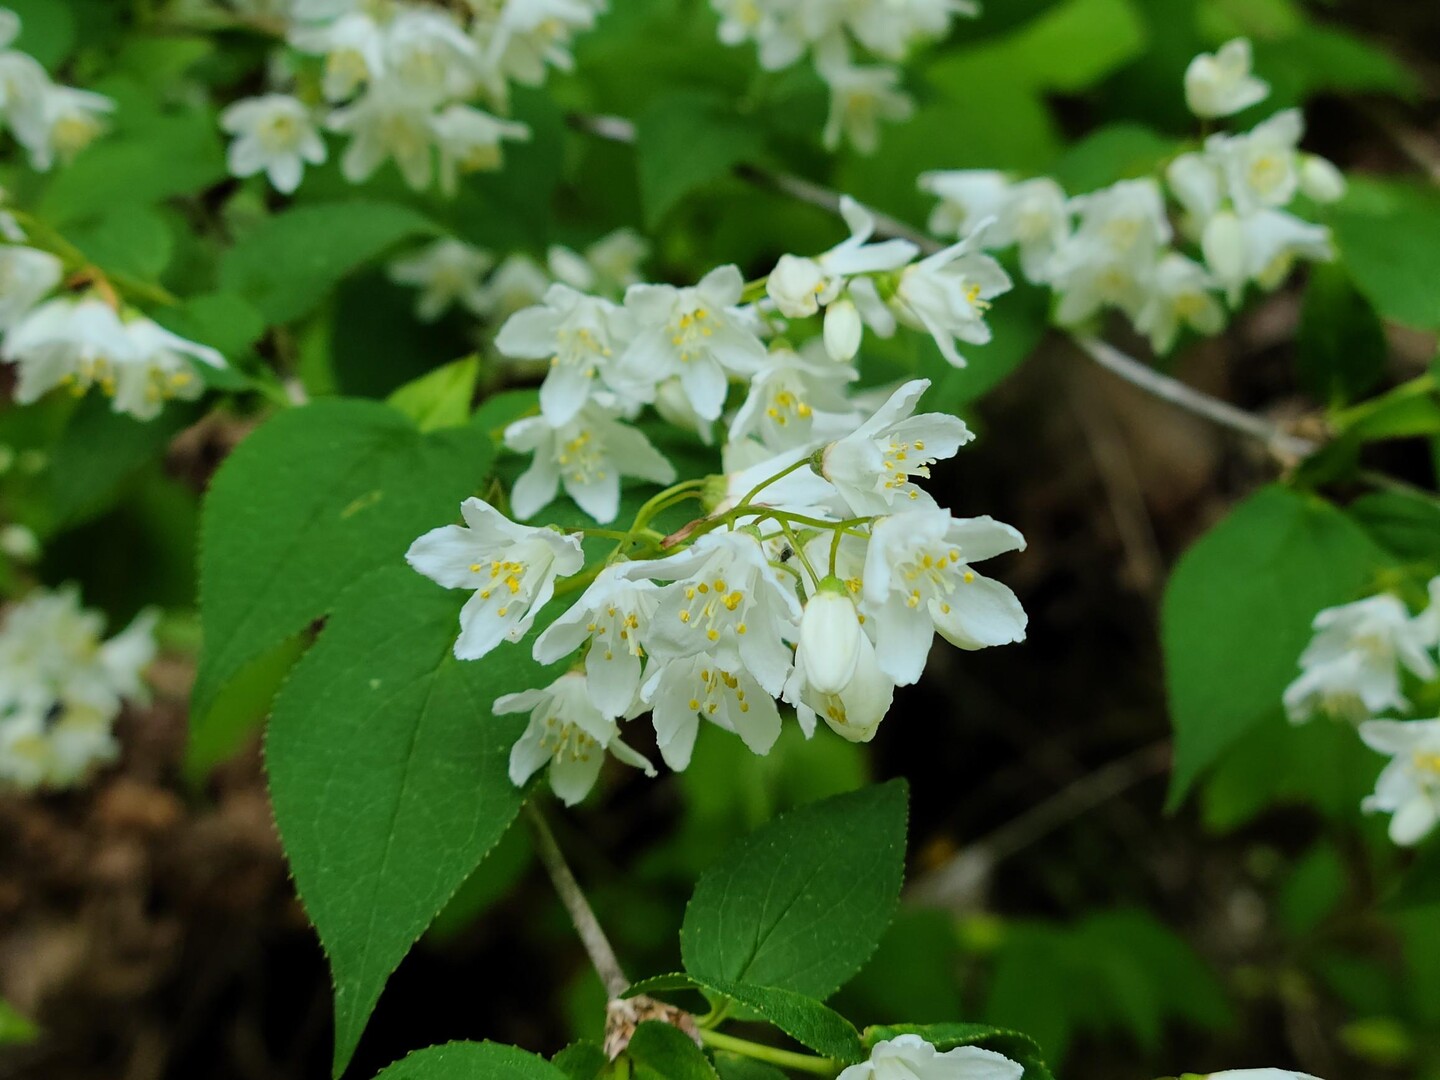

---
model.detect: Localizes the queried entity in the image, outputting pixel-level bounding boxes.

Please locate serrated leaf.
[1297,263,1387,406]
[193,398,494,722]
[551,1040,609,1080]
[219,202,442,324]
[1163,485,1386,805]
[681,780,907,999]
[713,1056,788,1080]
[268,567,549,1077]
[374,1041,569,1080]
[862,1022,1055,1080]
[627,1022,718,1080]
[636,93,764,227]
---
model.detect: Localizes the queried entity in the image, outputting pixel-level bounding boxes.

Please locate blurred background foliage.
[0,0,1439,1078]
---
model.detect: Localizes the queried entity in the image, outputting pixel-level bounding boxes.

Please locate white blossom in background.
[1201,1072,1325,1080]
[498,672,654,805]
[504,401,676,524]
[0,586,157,792]
[1133,252,1225,354]
[406,497,584,660]
[836,1034,1023,1080]
[889,230,1012,368]
[1359,719,1440,846]
[388,238,495,321]
[0,8,113,172]
[818,54,915,155]
[1283,593,1435,724]
[220,94,327,194]
[0,246,62,330]
[1184,38,1269,119]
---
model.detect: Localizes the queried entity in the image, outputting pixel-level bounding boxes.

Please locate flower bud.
[799,582,862,695]
[1298,155,1346,204]
[766,254,825,318]
[0,524,37,563]
[823,297,863,362]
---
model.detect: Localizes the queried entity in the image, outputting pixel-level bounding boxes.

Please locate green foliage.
[192,399,493,722]
[0,999,38,1046]
[1297,262,1387,406]
[636,93,764,227]
[681,780,908,999]
[373,1041,569,1080]
[267,566,551,1076]
[1330,181,1440,331]
[218,202,442,324]
[712,1056,787,1080]
[387,356,482,433]
[1163,485,1386,804]
[627,1022,720,1080]
[863,1022,1055,1080]
[551,1041,609,1080]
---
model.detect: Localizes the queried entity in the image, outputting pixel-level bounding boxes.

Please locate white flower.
[406,497,584,660]
[12,83,113,172]
[621,530,801,696]
[1049,181,1170,324]
[534,568,660,717]
[1184,38,1269,119]
[1203,208,1332,303]
[818,55,914,154]
[1202,1072,1324,1080]
[863,510,1027,686]
[644,654,783,770]
[1134,252,1226,354]
[784,626,894,743]
[1283,593,1435,724]
[1298,155,1346,204]
[918,170,1013,239]
[993,178,1071,284]
[499,672,654,805]
[0,246,62,331]
[110,317,226,421]
[820,379,972,515]
[837,1034,1023,1080]
[329,90,436,190]
[581,228,650,296]
[471,253,552,320]
[389,238,495,322]
[496,284,633,424]
[1167,151,1225,234]
[890,231,1012,368]
[430,104,530,194]
[728,345,858,452]
[0,523,38,563]
[290,10,386,100]
[711,0,808,71]
[796,584,863,695]
[1360,719,1440,845]
[766,254,828,319]
[384,7,478,104]
[504,402,676,525]
[3,296,132,406]
[220,94,327,194]
[1208,109,1304,217]
[619,265,768,421]
[712,441,844,522]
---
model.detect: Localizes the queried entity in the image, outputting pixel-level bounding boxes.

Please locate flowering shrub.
[1,2,1439,1079]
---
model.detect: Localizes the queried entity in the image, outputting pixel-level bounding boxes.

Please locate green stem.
[699,1030,837,1076]
[733,456,810,512]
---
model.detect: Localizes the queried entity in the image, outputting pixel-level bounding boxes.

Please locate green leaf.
[185,633,307,783]
[193,399,493,746]
[1348,492,1440,566]
[1163,485,1386,805]
[713,1057,788,1080]
[551,1040,609,1080]
[1296,264,1386,406]
[1330,182,1440,331]
[219,202,442,324]
[989,0,1147,92]
[626,1022,718,1080]
[374,1041,569,1080]
[156,292,268,361]
[387,356,481,433]
[636,93,764,227]
[4,0,76,67]
[0,999,38,1045]
[268,567,547,1077]
[67,204,174,281]
[862,1022,1054,1080]
[681,780,907,999]
[1052,123,1176,193]
[1279,841,1347,936]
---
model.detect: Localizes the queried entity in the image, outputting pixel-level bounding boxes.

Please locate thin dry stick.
[569,110,1323,460]
[524,801,629,998]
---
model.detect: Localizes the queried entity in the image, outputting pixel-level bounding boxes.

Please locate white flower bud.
[766,254,826,318]
[0,524,39,563]
[798,584,862,695]
[1298,155,1347,204]
[823,297,863,362]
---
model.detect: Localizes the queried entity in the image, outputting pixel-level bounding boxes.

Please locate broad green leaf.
[0,999,38,1045]
[713,1057,787,1080]
[156,292,268,361]
[1052,124,1176,193]
[268,567,546,1076]
[1330,182,1440,331]
[184,633,307,782]
[1279,841,1347,936]
[862,1022,1054,1080]
[1348,492,1440,567]
[193,399,493,735]
[1296,263,1387,406]
[67,204,174,281]
[551,1040,609,1080]
[681,780,907,999]
[219,202,441,324]
[1163,485,1386,804]
[636,93,764,227]
[627,1022,718,1080]
[990,0,1147,92]
[5,0,76,67]
[1253,26,1420,104]
[387,356,481,433]
[374,1041,569,1080]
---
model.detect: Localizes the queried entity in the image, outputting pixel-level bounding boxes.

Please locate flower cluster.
[1284,578,1440,845]
[837,1035,1021,1080]
[408,361,1027,803]
[387,227,649,324]
[0,244,228,421]
[710,0,979,153]
[0,8,113,172]
[0,586,157,792]
[918,38,1343,354]
[220,0,605,194]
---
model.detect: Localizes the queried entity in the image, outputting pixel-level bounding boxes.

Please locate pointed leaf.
[374,1041,568,1080]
